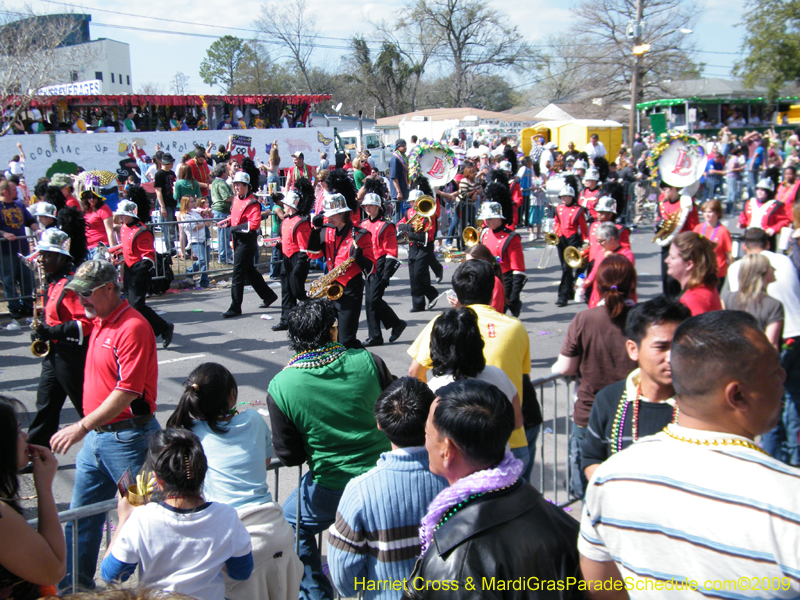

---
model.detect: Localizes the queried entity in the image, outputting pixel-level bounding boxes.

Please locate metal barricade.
[0,234,37,306]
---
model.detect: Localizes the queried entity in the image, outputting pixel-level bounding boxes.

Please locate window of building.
[111,73,115,83]
[127,75,130,86]
[119,74,122,85]
[95,71,103,81]
[70,71,78,82]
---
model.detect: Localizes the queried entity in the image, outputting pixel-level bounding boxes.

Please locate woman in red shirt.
[665,231,722,316]
[693,199,732,291]
[80,189,115,258]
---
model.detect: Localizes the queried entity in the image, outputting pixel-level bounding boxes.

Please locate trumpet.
[537,232,559,270]
[19,251,49,357]
[564,241,590,269]
[257,235,280,247]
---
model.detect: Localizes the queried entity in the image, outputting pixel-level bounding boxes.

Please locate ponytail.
[166,363,238,433]
[595,255,636,320]
[147,429,207,497]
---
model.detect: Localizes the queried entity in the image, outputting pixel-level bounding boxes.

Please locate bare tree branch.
[256,0,318,93]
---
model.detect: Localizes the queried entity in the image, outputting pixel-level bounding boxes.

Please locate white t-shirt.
[583,141,607,160]
[726,250,800,337]
[179,208,208,244]
[427,365,518,403]
[539,150,554,173]
[466,147,481,159]
[110,501,252,600]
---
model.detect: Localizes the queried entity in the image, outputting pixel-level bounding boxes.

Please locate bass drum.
[545,174,566,206]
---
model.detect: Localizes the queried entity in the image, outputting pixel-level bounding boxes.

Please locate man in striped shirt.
[579,311,799,599]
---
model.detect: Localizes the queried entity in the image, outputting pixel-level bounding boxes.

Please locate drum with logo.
[408,142,457,187]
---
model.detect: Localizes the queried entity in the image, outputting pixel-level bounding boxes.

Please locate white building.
[53,38,133,94]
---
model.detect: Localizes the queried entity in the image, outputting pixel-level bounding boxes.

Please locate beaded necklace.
[610,379,679,454]
[434,482,516,532]
[663,427,768,455]
[286,342,346,369]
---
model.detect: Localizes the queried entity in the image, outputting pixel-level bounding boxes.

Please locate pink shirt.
[84,204,113,248]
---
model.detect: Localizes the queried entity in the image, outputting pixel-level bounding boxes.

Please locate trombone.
[537,232,559,270]
[443,226,480,263]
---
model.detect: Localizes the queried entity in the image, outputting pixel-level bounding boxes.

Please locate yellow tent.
[521,120,623,161]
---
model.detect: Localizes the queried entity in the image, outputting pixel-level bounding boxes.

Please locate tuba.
[19,251,49,357]
[308,257,354,301]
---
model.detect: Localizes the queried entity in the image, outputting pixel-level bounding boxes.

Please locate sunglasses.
[78,283,109,298]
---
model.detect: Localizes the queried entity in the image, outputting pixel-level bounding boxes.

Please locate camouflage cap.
[65,260,118,294]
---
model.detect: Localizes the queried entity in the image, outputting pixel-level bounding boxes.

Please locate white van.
[338,129,390,173]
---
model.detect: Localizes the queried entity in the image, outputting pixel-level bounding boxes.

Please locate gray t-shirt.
[721,290,784,333]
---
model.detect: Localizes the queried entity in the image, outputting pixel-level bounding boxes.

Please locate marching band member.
[478,201,527,317]
[554,183,588,307]
[398,189,440,312]
[655,181,699,297]
[30,202,58,231]
[27,229,93,448]
[220,171,278,319]
[738,178,791,251]
[309,193,376,348]
[360,192,406,347]
[114,200,174,347]
[272,178,315,332]
[579,167,604,222]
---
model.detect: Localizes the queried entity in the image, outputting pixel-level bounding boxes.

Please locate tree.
[170,71,190,95]
[406,0,535,106]
[233,41,293,94]
[135,82,166,94]
[346,37,419,116]
[734,0,800,100]
[529,35,597,105]
[199,35,247,93]
[0,9,101,136]
[567,0,699,105]
[256,0,318,93]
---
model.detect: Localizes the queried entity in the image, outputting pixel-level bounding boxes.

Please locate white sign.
[688,108,697,124]
[0,127,336,184]
[39,80,102,96]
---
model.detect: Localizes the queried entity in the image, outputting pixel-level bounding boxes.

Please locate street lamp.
[628,26,692,143]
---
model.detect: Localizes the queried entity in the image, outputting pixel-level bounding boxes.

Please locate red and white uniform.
[738,198,791,235]
[480,226,525,273]
[83,301,158,424]
[281,214,312,257]
[777,179,800,211]
[45,273,94,345]
[230,194,263,231]
[120,221,155,268]
[324,223,375,286]
[510,180,523,230]
[579,187,603,221]
[658,195,700,235]
[554,203,588,239]
[399,201,441,246]
[361,218,399,260]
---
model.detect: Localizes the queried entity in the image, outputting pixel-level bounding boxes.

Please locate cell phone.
[117,467,134,497]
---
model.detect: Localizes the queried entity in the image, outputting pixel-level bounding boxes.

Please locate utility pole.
[628,0,645,145]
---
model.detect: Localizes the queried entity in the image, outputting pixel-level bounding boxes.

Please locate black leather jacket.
[404,481,584,599]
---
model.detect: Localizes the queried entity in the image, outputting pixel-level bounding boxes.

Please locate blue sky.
[31,0,744,101]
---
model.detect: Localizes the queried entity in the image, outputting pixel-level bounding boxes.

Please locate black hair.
[374,377,436,447]
[430,307,486,379]
[8,174,19,185]
[0,395,23,514]
[166,363,238,434]
[625,295,692,346]
[241,157,260,191]
[433,380,514,469]
[671,310,763,400]
[503,145,518,174]
[56,205,87,265]
[43,186,66,212]
[287,298,338,352]
[146,429,207,498]
[452,260,494,306]
[126,185,151,224]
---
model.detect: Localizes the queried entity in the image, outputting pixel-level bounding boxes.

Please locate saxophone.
[19,250,50,357]
[308,257,355,301]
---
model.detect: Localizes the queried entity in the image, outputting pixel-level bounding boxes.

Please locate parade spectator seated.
[0,395,66,600]
[666,231,722,316]
[581,296,691,481]
[721,253,783,349]
[552,255,639,498]
[327,378,447,600]
[167,363,302,600]
[101,429,253,600]
[266,298,393,600]
[579,311,800,597]
[405,380,582,599]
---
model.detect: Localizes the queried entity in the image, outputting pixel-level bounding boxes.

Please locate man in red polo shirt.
[50,260,160,592]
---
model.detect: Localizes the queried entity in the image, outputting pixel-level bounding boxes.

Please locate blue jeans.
[161,206,177,255]
[762,343,800,466]
[725,176,740,214]
[282,472,343,600]
[521,424,541,482]
[61,418,161,592]
[0,249,33,312]
[187,241,210,286]
[746,170,758,199]
[212,209,232,263]
[569,424,588,499]
[510,445,530,482]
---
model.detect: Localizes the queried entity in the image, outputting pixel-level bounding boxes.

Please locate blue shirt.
[389,153,408,200]
[192,409,274,510]
[0,199,34,255]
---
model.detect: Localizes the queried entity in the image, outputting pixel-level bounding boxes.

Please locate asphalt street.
[2,224,676,514]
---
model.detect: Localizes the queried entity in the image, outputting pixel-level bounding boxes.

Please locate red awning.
[27,93,331,108]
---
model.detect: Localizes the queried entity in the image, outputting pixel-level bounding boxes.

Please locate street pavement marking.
[0,382,38,392]
[158,353,207,365]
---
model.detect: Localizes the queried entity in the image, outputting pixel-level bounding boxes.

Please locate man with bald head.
[579,311,800,599]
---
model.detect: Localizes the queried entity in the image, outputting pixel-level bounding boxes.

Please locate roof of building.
[376,107,535,127]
